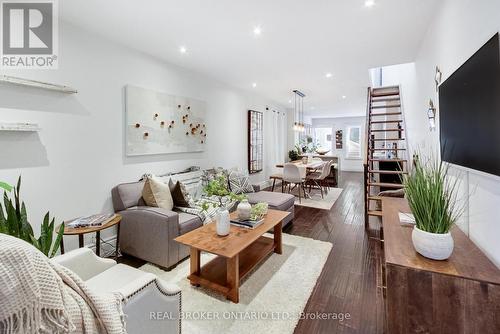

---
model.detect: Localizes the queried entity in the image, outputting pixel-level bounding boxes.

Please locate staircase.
[363,86,408,228]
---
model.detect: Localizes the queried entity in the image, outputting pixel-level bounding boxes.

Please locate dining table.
[275,160,326,198]
[275,159,325,172]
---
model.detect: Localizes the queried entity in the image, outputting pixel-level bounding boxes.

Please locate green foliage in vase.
[403,154,463,234]
[201,176,247,210]
[0,176,64,258]
[250,202,268,221]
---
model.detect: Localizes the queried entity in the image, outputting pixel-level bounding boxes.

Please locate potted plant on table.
[288,149,299,162]
[201,176,247,236]
[403,155,463,260]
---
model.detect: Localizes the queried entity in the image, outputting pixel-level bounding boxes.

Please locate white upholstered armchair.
[52,248,181,334]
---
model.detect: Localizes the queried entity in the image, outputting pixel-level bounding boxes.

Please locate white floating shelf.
[0,122,41,132]
[0,75,77,94]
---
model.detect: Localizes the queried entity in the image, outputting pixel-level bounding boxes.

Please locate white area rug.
[292,187,343,210]
[140,233,332,334]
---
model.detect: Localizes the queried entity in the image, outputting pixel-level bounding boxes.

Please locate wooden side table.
[60,214,122,259]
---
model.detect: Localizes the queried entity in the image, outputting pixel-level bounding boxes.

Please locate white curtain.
[266,109,286,177]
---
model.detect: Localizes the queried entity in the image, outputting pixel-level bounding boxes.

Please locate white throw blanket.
[0,233,126,334]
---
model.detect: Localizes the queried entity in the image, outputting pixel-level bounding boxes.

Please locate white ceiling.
[60,0,439,117]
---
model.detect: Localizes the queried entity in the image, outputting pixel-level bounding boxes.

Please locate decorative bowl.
[315,149,330,155]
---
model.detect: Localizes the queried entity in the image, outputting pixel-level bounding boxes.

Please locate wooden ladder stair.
[363,86,408,228]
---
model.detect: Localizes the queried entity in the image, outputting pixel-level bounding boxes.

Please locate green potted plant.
[0,176,64,258]
[403,155,463,260]
[288,149,299,162]
[201,176,246,236]
[0,181,12,192]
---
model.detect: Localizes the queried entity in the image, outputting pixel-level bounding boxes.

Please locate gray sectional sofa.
[111,178,294,270]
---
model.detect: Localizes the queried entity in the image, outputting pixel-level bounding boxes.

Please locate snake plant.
[0,181,12,192]
[0,176,64,257]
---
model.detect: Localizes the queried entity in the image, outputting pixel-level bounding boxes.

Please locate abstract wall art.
[125,85,207,156]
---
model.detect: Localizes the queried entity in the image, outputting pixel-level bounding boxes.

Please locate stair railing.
[363,87,372,229]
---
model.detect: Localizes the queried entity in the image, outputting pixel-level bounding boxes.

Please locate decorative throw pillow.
[142,176,174,210]
[169,180,194,208]
[170,170,204,200]
[228,169,254,194]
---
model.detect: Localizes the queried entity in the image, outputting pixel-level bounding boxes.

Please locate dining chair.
[306,160,332,198]
[283,163,307,203]
[269,170,284,192]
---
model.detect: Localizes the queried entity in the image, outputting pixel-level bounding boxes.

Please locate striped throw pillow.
[228,169,254,194]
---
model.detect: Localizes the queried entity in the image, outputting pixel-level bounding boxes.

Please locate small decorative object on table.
[250,202,268,220]
[403,153,463,260]
[231,202,268,229]
[216,210,230,236]
[237,199,252,220]
[315,148,330,155]
[201,176,247,237]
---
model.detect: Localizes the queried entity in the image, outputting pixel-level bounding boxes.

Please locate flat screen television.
[439,33,500,177]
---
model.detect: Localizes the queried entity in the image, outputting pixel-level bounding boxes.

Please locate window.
[313,127,333,151]
[346,125,361,159]
[248,110,263,173]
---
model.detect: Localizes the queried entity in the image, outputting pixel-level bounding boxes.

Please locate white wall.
[376,62,419,159]
[311,116,366,172]
[0,22,285,251]
[397,0,500,267]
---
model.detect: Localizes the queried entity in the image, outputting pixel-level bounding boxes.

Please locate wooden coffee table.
[174,209,290,303]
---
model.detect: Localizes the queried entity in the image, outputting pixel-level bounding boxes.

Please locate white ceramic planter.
[216,209,230,236]
[237,200,252,220]
[411,227,454,260]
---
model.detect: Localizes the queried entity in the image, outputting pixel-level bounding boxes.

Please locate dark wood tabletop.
[382,197,500,284]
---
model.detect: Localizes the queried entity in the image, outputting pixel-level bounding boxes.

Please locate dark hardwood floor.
[119,171,384,334]
[290,171,384,334]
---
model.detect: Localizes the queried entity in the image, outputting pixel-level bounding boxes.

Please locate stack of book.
[230,217,264,229]
[66,213,116,228]
[398,212,416,226]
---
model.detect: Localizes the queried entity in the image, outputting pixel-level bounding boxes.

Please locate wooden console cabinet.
[381,198,500,334]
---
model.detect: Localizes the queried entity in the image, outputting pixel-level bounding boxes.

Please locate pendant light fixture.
[292,89,306,132]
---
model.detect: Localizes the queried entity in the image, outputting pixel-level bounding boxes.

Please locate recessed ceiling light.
[325,72,333,78]
[342,95,347,99]
[364,0,375,7]
[288,99,292,103]
[253,26,262,36]
[252,82,257,88]
[179,46,187,54]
